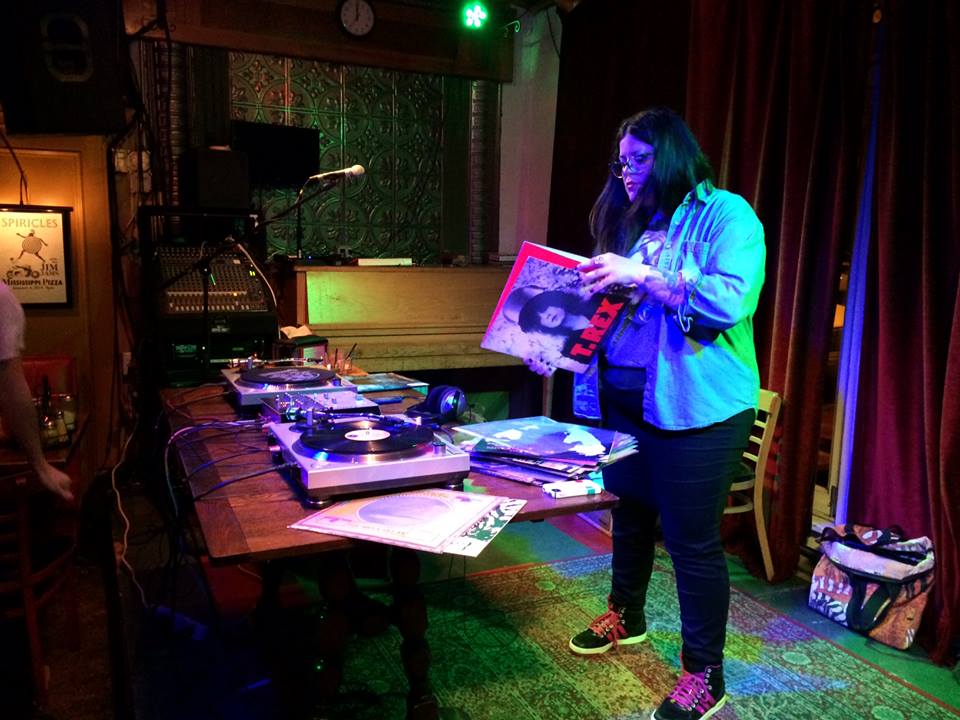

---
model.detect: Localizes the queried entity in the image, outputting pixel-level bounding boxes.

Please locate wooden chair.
[725,389,782,581]
[0,472,79,708]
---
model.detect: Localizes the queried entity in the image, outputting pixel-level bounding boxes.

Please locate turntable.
[267,414,470,502]
[222,361,356,407]
[260,391,380,422]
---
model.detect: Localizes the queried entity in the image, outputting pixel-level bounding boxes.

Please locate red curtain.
[846,0,960,665]
[550,0,959,662]
[684,0,873,584]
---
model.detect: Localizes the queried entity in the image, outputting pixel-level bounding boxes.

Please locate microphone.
[307,164,365,183]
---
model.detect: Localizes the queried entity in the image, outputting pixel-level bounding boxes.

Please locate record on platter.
[300,416,434,455]
[239,366,336,387]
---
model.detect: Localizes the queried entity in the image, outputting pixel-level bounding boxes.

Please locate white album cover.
[290,488,525,557]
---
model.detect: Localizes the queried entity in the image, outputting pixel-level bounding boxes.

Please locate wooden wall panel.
[288,265,521,371]
[0,136,115,477]
[123,0,514,82]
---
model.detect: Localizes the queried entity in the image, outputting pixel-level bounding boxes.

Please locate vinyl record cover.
[453,416,634,465]
[342,372,428,393]
[469,457,601,486]
[480,242,629,373]
[289,488,525,557]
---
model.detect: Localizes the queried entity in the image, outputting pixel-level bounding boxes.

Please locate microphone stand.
[256,178,340,260]
[158,238,242,381]
[296,201,303,261]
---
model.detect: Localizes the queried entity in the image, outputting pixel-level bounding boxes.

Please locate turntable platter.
[300,416,434,455]
[239,366,336,387]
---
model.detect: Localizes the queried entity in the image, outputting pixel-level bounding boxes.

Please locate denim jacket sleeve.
[672,189,765,334]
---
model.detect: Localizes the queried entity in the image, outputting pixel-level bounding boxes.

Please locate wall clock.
[337,0,376,38]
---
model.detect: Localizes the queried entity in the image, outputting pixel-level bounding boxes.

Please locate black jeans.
[600,388,754,671]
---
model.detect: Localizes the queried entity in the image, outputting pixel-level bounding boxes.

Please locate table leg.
[315,554,354,699]
[254,560,282,620]
[389,549,438,720]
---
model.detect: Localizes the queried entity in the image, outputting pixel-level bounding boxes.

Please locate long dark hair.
[518,290,589,336]
[588,107,714,254]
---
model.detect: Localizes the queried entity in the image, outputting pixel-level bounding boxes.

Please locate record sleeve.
[289,488,525,557]
[453,416,634,465]
[469,457,602,486]
[341,372,428,393]
[480,242,629,373]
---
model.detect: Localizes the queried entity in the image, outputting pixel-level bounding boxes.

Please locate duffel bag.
[808,523,934,650]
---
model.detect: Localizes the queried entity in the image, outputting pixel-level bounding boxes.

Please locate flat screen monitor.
[231,120,320,187]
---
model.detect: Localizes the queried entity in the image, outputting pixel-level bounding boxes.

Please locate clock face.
[338,0,376,38]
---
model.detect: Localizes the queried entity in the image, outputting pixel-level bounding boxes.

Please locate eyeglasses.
[609,152,654,178]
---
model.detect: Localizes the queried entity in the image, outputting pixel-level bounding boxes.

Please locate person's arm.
[579,202,765,329]
[0,356,75,502]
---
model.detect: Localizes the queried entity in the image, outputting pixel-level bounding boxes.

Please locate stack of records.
[451,416,637,486]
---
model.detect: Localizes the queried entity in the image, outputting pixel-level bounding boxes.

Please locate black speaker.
[406,385,468,425]
[1,1,127,134]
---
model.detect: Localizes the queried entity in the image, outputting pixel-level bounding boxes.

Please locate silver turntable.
[222,361,356,407]
[267,414,471,502]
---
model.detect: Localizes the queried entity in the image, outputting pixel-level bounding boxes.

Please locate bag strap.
[827,541,930,566]
[819,524,905,547]
[845,580,900,633]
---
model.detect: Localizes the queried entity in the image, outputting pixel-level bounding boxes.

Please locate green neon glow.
[463,3,488,29]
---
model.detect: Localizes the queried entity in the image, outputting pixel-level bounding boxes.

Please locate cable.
[111,419,150,608]
[191,463,296,501]
[0,129,29,204]
[231,240,281,337]
[163,419,264,517]
[163,420,260,525]
[161,384,229,411]
[235,564,263,582]
[162,388,231,422]
[182,447,268,481]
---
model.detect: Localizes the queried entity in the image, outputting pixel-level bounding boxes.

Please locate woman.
[526,107,765,720]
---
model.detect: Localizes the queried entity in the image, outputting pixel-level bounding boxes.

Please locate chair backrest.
[0,473,78,707]
[0,474,75,608]
[21,355,77,398]
[726,389,782,581]
[0,476,33,599]
[740,389,782,487]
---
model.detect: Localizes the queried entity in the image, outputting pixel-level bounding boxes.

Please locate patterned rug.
[324,550,958,720]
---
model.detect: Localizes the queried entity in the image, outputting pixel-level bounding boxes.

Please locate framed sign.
[0,205,73,307]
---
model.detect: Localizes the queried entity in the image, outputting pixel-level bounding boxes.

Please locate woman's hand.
[578,253,650,294]
[579,253,689,309]
[524,353,557,377]
[643,269,688,308]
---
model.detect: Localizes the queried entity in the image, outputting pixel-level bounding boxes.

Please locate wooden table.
[160,387,617,563]
[160,386,617,719]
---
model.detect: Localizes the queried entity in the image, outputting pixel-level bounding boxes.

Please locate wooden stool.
[0,473,79,708]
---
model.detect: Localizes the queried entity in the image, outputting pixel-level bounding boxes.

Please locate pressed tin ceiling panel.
[230,51,444,264]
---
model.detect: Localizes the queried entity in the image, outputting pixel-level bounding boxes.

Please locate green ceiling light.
[462,2,489,29]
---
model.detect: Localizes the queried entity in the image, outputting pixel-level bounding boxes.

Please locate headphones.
[406,385,468,425]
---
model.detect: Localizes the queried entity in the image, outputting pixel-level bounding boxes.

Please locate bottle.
[41,418,59,447]
[41,376,52,419]
[59,394,77,431]
[54,411,69,444]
